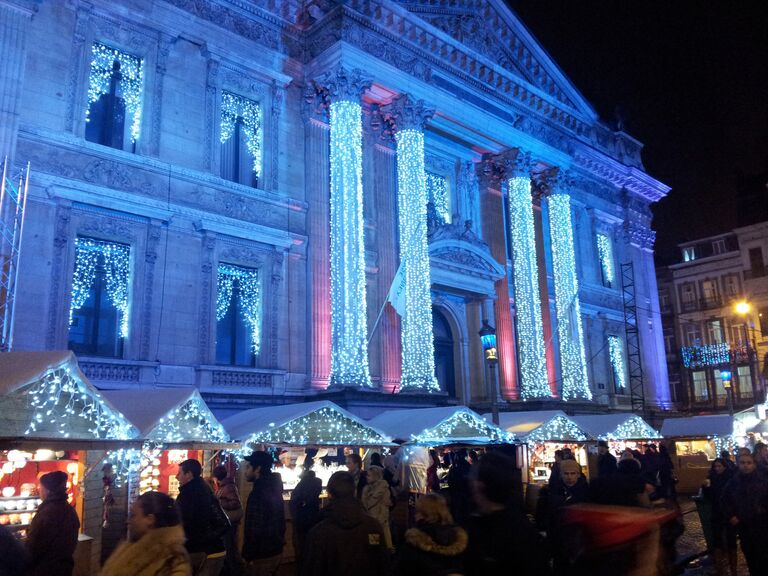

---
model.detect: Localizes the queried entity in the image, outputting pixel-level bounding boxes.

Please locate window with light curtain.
[219,91,262,187]
[215,264,262,366]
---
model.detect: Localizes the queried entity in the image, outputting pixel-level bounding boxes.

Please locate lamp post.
[479,319,500,425]
[721,369,734,416]
[735,301,758,402]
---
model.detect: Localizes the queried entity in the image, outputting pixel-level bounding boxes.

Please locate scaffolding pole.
[621,262,645,414]
[0,158,30,351]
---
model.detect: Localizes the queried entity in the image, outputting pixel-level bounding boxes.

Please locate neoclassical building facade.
[1,0,671,416]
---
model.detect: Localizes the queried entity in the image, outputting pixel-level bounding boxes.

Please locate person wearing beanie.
[242,451,285,575]
[26,470,80,576]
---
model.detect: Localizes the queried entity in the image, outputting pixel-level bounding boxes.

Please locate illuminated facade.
[2,0,670,413]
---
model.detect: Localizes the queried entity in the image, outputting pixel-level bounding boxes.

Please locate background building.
[657,221,768,411]
[0,0,671,417]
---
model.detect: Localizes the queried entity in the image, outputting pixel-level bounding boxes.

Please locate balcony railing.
[680,300,698,313]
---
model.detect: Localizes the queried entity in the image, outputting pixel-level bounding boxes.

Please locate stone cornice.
[380,94,435,132]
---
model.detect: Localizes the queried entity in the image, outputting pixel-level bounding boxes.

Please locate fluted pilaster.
[0,2,33,165]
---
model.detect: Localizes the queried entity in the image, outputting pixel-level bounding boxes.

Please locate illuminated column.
[546,171,591,401]
[507,153,551,398]
[0,2,32,164]
[316,67,373,388]
[383,95,439,392]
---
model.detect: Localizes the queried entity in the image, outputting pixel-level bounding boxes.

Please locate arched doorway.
[433,307,456,397]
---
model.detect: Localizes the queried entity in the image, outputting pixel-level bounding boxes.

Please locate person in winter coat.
[213,465,243,576]
[242,451,285,576]
[289,458,322,574]
[101,491,191,576]
[596,441,617,478]
[590,456,653,508]
[25,470,80,576]
[702,458,737,576]
[362,465,393,550]
[393,493,467,576]
[0,523,28,576]
[301,471,390,576]
[176,459,229,576]
[720,452,768,575]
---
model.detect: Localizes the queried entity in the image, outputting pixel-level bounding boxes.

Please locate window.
[425,172,451,224]
[760,309,768,336]
[707,320,724,344]
[68,237,131,357]
[596,233,615,288]
[220,92,262,187]
[723,275,739,297]
[748,247,765,276]
[712,239,727,255]
[685,323,702,346]
[738,366,753,399]
[215,264,262,366]
[701,279,718,305]
[713,369,726,400]
[608,335,626,392]
[663,327,676,354]
[682,246,696,262]
[692,371,708,402]
[731,324,747,346]
[681,283,696,310]
[85,43,144,151]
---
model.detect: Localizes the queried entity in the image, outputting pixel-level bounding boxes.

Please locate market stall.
[0,351,139,574]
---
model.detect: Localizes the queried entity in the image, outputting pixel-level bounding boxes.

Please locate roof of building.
[660,415,733,438]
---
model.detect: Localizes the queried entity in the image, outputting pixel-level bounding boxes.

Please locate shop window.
[68,237,131,358]
[85,43,144,151]
[215,264,262,366]
[692,370,708,402]
[220,91,262,187]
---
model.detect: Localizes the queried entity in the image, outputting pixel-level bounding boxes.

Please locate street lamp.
[721,369,734,416]
[479,320,500,425]
[734,301,758,402]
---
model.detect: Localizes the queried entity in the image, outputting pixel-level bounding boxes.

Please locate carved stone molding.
[380,94,435,132]
[624,221,656,252]
[313,66,372,104]
[270,80,284,192]
[80,361,140,383]
[480,150,520,188]
[47,203,72,349]
[78,214,139,242]
[197,233,216,364]
[218,244,266,267]
[141,222,162,359]
[368,105,396,148]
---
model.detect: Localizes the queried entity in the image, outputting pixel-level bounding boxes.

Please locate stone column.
[382,94,438,392]
[0,1,33,165]
[314,67,373,388]
[546,170,592,401]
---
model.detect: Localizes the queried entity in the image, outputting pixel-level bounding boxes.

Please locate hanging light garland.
[396,129,439,392]
[329,100,372,388]
[507,175,550,399]
[525,415,588,444]
[70,237,131,338]
[604,416,661,440]
[608,335,627,392]
[86,42,144,143]
[548,193,592,401]
[596,233,615,287]
[148,395,229,444]
[425,172,450,224]
[220,91,263,177]
[410,411,515,445]
[681,343,731,368]
[217,264,262,354]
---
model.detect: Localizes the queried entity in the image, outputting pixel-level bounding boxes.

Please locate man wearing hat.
[242,451,285,576]
[597,440,617,479]
[26,470,80,576]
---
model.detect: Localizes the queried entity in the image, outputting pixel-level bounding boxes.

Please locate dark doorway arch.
[433,306,456,398]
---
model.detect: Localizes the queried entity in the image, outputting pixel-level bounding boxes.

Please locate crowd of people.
[2,442,768,576]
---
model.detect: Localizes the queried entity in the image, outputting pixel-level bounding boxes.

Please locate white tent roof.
[0,351,81,395]
[487,410,589,443]
[101,387,229,443]
[369,406,514,445]
[661,415,734,438]
[570,414,661,440]
[223,401,392,446]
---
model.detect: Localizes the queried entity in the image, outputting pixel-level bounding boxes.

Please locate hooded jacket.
[100,525,191,576]
[242,470,285,561]
[393,522,467,576]
[300,496,389,576]
[26,491,80,576]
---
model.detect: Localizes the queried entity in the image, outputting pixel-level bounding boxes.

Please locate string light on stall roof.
[507,176,550,399]
[70,237,131,339]
[329,99,372,388]
[86,42,144,143]
[217,264,263,354]
[410,411,515,445]
[220,91,263,177]
[596,233,615,287]
[604,416,661,441]
[425,172,450,224]
[608,335,627,392]
[148,397,229,444]
[25,367,136,440]
[525,415,588,445]
[395,129,439,392]
[547,193,592,401]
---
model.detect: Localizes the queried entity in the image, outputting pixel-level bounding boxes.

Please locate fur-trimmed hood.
[100,525,191,576]
[404,523,468,557]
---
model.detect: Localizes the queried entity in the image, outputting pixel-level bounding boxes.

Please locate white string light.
[604,416,661,440]
[507,175,550,399]
[149,396,229,444]
[548,193,592,401]
[425,172,450,224]
[525,415,588,444]
[410,411,515,445]
[217,264,262,354]
[608,335,627,392]
[86,42,144,143]
[395,129,439,392]
[220,91,263,177]
[70,237,131,339]
[596,233,615,287]
[329,100,372,388]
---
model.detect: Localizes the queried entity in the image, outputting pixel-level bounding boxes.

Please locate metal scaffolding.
[0,158,30,351]
[621,261,646,413]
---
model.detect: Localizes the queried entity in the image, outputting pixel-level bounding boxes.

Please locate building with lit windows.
[657,221,768,412]
[1,0,671,417]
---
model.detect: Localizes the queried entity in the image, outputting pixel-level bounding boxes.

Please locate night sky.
[506,1,768,264]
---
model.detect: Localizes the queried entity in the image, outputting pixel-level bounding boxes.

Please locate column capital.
[541,167,575,196]
[480,149,523,187]
[380,94,435,132]
[313,66,372,103]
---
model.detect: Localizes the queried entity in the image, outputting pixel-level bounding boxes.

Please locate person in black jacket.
[289,458,322,574]
[702,458,736,576]
[596,441,617,479]
[0,523,28,576]
[25,471,80,576]
[242,451,285,576]
[176,459,228,576]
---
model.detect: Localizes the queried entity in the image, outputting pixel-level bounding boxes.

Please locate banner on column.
[387,263,406,316]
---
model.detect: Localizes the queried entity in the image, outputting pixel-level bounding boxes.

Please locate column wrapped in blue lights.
[319,67,373,388]
[507,153,550,398]
[547,172,592,400]
[385,95,439,392]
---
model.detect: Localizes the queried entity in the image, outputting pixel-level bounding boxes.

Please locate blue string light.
[220,91,263,177]
[596,233,615,287]
[217,264,262,354]
[608,335,627,391]
[425,172,450,224]
[681,343,731,368]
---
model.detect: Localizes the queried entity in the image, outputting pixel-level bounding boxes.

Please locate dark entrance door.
[433,307,456,397]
